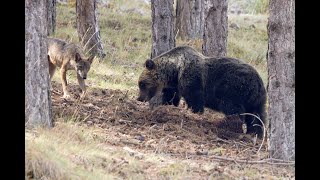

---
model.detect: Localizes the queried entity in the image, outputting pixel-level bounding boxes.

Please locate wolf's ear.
[75,53,81,62]
[88,55,95,64]
[145,59,155,70]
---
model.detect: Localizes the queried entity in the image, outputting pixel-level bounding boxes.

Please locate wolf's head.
[74,53,95,79]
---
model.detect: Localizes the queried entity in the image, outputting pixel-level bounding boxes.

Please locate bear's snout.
[137,96,144,102]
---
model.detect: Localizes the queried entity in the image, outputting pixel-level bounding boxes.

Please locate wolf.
[47,38,94,99]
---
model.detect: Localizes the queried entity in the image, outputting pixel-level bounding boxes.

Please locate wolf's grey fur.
[47,38,94,98]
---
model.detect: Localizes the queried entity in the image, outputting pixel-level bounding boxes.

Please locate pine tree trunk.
[25,0,53,128]
[151,0,175,58]
[175,0,204,40]
[267,0,295,161]
[76,0,106,58]
[47,0,56,35]
[202,0,228,57]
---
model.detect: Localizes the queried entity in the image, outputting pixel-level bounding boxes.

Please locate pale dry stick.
[168,92,177,104]
[120,90,129,100]
[236,147,253,157]
[237,139,263,151]
[98,109,104,118]
[73,94,90,121]
[83,30,99,51]
[234,141,240,153]
[240,113,266,154]
[68,30,78,43]
[232,140,253,148]
[209,155,295,165]
[30,58,40,69]
[175,28,180,40]
[154,138,165,154]
[180,119,184,129]
[165,153,294,165]
[149,124,157,130]
[147,124,157,137]
[162,123,166,131]
[109,160,128,172]
[215,137,232,144]
[233,158,241,167]
[80,26,93,46]
[71,105,80,121]
[186,39,192,46]
[118,119,132,123]
[268,158,295,163]
[81,114,91,122]
[85,40,99,56]
[25,120,30,127]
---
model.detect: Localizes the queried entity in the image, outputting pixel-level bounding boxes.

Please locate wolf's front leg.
[60,67,71,99]
[77,74,87,99]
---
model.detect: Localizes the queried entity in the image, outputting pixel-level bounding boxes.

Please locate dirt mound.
[51,81,266,158]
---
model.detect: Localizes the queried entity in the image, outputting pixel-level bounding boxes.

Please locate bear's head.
[137,59,163,102]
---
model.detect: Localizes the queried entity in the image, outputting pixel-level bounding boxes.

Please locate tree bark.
[175,0,204,40]
[47,0,56,35]
[25,0,53,128]
[202,0,228,57]
[267,0,295,161]
[76,0,106,58]
[151,0,175,58]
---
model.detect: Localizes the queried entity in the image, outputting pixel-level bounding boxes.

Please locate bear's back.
[204,57,265,105]
[204,57,258,80]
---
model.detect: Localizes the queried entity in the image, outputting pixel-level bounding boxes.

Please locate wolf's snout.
[83,77,87,79]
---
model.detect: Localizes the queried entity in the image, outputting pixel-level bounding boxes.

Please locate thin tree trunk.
[267,0,295,161]
[25,0,53,128]
[47,0,56,35]
[76,0,106,58]
[151,0,175,58]
[175,0,204,40]
[202,0,228,57]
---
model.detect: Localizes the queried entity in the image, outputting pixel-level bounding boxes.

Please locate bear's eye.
[139,82,146,89]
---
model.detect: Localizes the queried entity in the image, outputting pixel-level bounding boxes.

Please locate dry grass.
[25,123,144,179]
[26,119,294,179]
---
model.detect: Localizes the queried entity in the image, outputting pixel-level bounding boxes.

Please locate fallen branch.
[210,155,295,165]
[240,113,266,154]
[118,119,132,124]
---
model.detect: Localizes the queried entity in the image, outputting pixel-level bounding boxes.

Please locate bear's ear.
[145,59,155,70]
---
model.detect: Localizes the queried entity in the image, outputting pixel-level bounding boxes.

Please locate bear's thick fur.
[137,46,267,136]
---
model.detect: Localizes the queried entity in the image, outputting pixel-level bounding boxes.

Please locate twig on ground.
[109,159,129,172]
[240,113,266,154]
[180,119,184,129]
[210,155,294,165]
[118,119,132,123]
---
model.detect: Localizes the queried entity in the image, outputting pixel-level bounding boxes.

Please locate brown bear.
[137,46,267,137]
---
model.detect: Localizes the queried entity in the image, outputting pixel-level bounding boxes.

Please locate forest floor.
[26,82,294,179]
[26,1,294,179]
